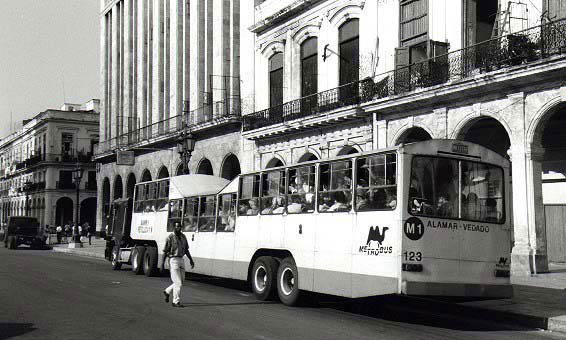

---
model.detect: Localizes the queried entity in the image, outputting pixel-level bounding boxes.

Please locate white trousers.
[165,257,185,304]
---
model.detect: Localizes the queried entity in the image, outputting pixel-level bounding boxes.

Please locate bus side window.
[134,185,145,213]
[167,199,183,232]
[198,196,216,232]
[217,193,236,232]
[288,166,315,214]
[144,183,156,212]
[260,170,286,215]
[355,154,397,211]
[239,174,260,216]
[156,180,169,211]
[183,198,199,232]
[318,160,352,213]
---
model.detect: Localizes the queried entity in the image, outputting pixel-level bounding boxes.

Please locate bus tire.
[277,257,300,306]
[143,247,158,277]
[132,246,146,275]
[111,247,122,270]
[251,256,278,301]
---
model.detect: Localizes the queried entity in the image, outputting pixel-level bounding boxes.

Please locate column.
[124,0,132,133]
[137,0,148,131]
[433,107,448,139]
[526,146,549,273]
[152,0,164,125]
[100,10,108,141]
[190,0,205,114]
[170,0,184,127]
[164,0,171,121]
[111,5,120,140]
[376,118,387,149]
[230,0,240,115]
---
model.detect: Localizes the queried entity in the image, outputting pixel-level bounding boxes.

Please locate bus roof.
[169,175,230,199]
[218,176,239,195]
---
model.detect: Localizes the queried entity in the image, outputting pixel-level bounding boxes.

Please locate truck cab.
[3,216,44,249]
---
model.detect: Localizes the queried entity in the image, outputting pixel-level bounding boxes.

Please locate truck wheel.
[111,247,122,270]
[132,246,146,275]
[8,236,17,250]
[251,256,278,301]
[143,247,158,277]
[277,257,300,306]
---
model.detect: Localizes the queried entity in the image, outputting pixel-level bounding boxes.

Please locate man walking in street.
[161,222,194,307]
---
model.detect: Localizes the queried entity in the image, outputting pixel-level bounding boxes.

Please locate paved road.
[0,247,564,340]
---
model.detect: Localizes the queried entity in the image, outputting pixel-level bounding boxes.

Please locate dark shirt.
[163,233,192,260]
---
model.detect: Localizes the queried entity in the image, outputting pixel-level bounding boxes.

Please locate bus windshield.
[409,156,504,223]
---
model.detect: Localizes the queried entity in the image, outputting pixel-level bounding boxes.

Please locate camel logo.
[496,257,510,269]
[367,226,389,246]
[359,226,392,256]
[498,257,508,265]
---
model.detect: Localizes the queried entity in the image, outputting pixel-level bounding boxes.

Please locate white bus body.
[115,140,512,304]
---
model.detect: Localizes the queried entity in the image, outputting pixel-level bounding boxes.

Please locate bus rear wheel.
[143,247,158,277]
[132,246,146,275]
[111,247,122,270]
[277,257,300,306]
[251,256,278,301]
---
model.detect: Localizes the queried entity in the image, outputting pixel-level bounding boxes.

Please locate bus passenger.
[386,191,397,209]
[328,191,350,212]
[238,202,249,215]
[247,199,259,215]
[436,195,452,217]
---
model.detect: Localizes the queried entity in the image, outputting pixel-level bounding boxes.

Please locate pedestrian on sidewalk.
[162,222,194,307]
[56,225,62,244]
[84,222,92,245]
[64,224,70,243]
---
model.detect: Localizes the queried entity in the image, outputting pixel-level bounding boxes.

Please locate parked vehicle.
[3,216,45,249]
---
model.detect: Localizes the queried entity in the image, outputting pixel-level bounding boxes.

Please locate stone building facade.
[95,0,244,232]
[0,100,100,229]
[240,0,566,275]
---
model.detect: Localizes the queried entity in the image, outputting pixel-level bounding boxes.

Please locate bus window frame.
[354,153,398,212]
[198,195,217,232]
[217,193,237,232]
[167,198,184,232]
[287,165,316,214]
[238,174,261,216]
[317,159,353,213]
[407,155,506,224]
[183,197,199,232]
[260,169,287,215]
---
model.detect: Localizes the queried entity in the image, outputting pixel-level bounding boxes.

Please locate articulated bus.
[108,140,512,306]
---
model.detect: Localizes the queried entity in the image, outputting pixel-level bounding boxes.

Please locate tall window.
[339,19,359,86]
[61,133,74,159]
[544,0,566,21]
[301,38,318,97]
[269,52,284,108]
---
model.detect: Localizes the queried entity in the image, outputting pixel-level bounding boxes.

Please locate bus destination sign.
[452,143,469,155]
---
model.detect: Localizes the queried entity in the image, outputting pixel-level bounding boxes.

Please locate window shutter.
[395,47,410,69]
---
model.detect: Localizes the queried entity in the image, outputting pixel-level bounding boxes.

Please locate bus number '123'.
[403,251,422,261]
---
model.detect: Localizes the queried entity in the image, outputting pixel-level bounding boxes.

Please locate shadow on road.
[184,274,532,332]
[0,323,37,340]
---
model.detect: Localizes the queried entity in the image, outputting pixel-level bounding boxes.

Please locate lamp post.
[71,164,84,246]
[177,123,195,175]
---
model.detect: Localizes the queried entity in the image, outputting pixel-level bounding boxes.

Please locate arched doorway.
[221,154,241,180]
[113,175,123,200]
[395,127,432,145]
[534,103,566,263]
[102,177,111,228]
[459,117,511,158]
[80,197,97,228]
[197,158,214,175]
[337,145,359,156]
[298,152,318,163]
[141,169,152,182]
[55,197,74,226]
[266,157,284,169]
[126,173,136,199]
[158,166,170,179]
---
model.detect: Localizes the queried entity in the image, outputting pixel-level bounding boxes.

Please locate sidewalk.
[50,240,566,332]
[51,237,106,260]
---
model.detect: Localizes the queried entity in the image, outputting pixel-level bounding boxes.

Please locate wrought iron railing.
[94,100,241,156]
[243,19,566,132]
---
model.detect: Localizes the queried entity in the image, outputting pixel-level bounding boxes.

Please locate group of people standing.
[55,222,93,245]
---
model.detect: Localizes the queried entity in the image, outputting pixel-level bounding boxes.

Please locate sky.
[0,0,100,139]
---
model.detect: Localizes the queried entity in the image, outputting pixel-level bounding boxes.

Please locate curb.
[399,295,566,332]
[52,247,106,261]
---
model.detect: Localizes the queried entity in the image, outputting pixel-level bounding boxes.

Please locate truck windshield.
[408,156,504,223]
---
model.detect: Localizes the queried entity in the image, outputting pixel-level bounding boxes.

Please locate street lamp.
[177,128,195,175]
[71,165,84,245]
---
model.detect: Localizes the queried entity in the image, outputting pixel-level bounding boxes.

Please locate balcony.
[56,181,76,190]
[94,100,241,157]
[243,19,566,134]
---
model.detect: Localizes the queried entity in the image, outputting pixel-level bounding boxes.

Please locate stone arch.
[291,23,321,44]
[265,155,285,169]
[113,175,123,200]
[260,40,285,59]
[298,151,319,163]
[140,169,152,182]
[126,173,136,199]
[80,197,97,228]
[394,126,433,146]
[197,158,214,175]
[328,2,364,28]
[456,116,511,158]
[336,145,361,156]
[220,154,241,180]
[157,166,170,179]
[55,197,74,226]
[528,98,565,148]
